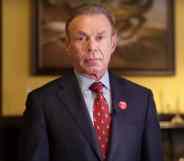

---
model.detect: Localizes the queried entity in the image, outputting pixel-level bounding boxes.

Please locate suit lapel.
[107,73,130,161]
[56,70,102,160]
[56,71,132,161]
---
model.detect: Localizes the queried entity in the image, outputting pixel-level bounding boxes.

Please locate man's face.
[66,14,117,80]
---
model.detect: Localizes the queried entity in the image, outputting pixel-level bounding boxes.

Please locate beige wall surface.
[2,0,184,116]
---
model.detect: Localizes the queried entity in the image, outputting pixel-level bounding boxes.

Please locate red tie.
[90,82,112,160]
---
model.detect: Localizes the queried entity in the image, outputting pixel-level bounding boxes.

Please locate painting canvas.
[32,0,175,75]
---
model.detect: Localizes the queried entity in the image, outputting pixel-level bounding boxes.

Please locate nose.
[87,38,97,53]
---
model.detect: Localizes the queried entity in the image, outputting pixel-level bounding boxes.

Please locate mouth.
[85,58,101,66]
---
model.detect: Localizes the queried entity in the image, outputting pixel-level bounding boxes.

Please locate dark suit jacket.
[19,70,163,161]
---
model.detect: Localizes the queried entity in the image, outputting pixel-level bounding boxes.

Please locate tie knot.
[89,82,104,94]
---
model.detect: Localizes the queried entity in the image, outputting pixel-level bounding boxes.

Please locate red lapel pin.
[118,101,127,110]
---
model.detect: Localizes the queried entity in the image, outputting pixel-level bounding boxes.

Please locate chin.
[86,67,100,73]
[86,68,105,80]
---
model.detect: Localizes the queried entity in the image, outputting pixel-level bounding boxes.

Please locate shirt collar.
[74,70,110,92]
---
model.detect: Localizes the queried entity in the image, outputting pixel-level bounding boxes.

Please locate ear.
[64,35,72,54]
[111,31,118,53]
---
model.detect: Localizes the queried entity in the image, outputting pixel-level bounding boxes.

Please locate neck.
[75,69,106,81]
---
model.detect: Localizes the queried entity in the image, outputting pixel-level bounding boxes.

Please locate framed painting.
[32,0,175,75]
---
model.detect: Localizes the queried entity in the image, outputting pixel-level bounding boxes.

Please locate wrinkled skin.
[65,14,117,80]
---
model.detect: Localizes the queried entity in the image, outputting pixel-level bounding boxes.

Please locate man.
[19,4,163,161]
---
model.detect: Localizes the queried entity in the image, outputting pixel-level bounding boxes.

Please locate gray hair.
[65,4,116,37]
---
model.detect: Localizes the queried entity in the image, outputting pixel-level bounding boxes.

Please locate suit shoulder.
[110,72,152,94]
[28,76,63,98]
[27,70,77,99]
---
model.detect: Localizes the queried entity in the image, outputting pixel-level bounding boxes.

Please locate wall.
[2,0,184,116]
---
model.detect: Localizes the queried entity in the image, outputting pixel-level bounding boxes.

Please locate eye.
[96,35,104,41]
[76,36,84,41]
[73,32,89,42]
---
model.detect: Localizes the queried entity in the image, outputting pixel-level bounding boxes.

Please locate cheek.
[73,52,88,67]
[69,44,83,59]
[102,42,113,58]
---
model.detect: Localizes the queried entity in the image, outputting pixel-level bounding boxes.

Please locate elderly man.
[19,4,163,161]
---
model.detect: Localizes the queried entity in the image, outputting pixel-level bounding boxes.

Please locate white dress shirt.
[75,71,112,123]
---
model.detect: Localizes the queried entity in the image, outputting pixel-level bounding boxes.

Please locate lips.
[85,58,100,66]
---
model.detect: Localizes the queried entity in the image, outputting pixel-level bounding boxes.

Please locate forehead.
[68,14,112,35]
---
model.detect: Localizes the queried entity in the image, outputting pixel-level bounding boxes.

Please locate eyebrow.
[77,31,87,36]
[97,31,106,35]
[74,30,107,36]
